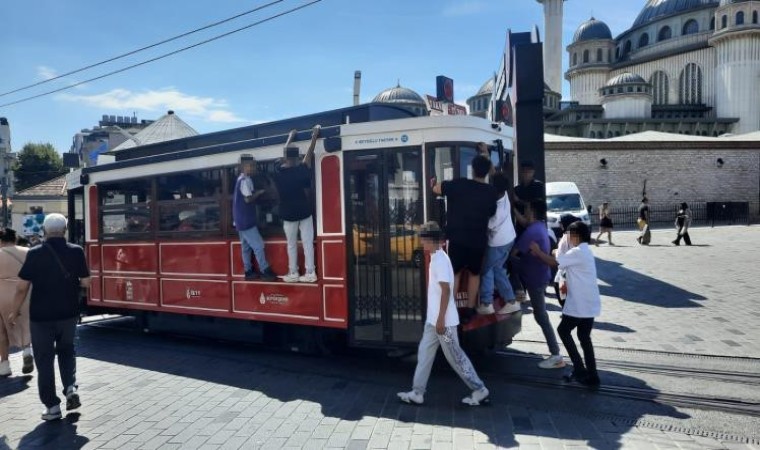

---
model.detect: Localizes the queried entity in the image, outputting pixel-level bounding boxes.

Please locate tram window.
[459,146,478,179]
[101,179,151,206]
[156,169,223,233]
[100,179,152,239]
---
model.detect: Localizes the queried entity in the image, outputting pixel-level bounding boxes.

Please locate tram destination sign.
[425,95,467,116]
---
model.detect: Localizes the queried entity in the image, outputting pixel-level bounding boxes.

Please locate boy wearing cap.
[274,126,320,283]
[397,222,489,406]
[233,155,277,282]
[7,214,91,420]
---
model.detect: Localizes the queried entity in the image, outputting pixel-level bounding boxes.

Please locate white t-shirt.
[239,175,255,197]
[426,249,460,327]
[488,194,516,247]
[557,243,601,318]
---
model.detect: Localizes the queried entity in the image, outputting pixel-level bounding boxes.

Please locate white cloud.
[37,66,58,80]
[59,87,248,124]
[442,1,488,17]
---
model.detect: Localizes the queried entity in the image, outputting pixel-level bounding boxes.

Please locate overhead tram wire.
[0,0,285,99]
[0,0,323,109]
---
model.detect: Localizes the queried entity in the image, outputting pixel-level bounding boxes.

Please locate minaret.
[536,0,565,94]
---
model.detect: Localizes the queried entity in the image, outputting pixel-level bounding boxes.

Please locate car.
[545,182,591,237]
[352,225,424,267]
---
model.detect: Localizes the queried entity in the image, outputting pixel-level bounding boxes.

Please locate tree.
[13,143,66,191]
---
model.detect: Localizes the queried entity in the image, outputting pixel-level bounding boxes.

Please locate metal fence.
[588,201,759,231]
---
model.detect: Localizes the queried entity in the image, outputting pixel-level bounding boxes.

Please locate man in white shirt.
[397,222,489,406]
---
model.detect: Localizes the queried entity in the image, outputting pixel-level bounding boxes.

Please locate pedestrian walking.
[512,200,565,369]
[530,221,602,387]
[274,126,320,283]
[7,214,91,420]
[0,228,33,377]
[636,197,651,245]
[397,222,490,406]
[672,202,692,246]
[554,215,581,308]
[595,202,614,246]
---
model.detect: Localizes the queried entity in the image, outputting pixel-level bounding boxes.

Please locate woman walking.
[0,228,33,377]
[672,203,692,246]
[595,202,614,246]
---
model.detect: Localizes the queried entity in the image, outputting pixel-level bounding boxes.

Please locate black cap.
[520,160,535,169]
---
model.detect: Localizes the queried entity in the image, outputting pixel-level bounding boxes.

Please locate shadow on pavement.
[0,375,32,398]
[16,413,87,450]
[71,323,690,450]
[596,257,707,308]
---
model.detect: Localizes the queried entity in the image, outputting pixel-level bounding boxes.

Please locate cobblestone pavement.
[514,226,760,358]
[1,226,759,450]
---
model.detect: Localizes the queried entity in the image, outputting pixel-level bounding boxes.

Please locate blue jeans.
[479,241,516,305]
[239,226,269,273]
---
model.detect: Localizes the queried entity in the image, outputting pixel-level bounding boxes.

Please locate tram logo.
[125,280,134,302]
[259,292,289,306]
[185,288,201,300]
[400,134,409,143]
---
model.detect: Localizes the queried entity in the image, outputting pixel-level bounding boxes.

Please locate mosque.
[373,0,760,139]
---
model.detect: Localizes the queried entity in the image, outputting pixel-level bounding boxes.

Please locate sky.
[1,0,643,154]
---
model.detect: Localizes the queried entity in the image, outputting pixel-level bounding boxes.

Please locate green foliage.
[13,142,66,191]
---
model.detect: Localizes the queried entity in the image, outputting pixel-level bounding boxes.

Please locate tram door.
[346,148,426,346]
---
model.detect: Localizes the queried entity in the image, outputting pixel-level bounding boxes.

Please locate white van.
[545,182,591,235]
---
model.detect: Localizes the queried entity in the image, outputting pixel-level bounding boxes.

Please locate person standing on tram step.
[275,125,320,283]
[397,221,490,406]
[595,202,614,246]
[511,160,545,304]
[233,155,277,282]
[512,199,565,369]
[477,173,519,316]
[529,221,601,387]
[672,202,692,246]
[0,228,33,377]
[7,214,91,421]
[432,155,497,311]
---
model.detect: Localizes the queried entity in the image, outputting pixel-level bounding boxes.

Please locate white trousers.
[412,324,485,395]
[283,216,315,274]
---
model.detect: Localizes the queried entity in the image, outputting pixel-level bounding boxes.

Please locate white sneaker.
[41,404,62,421]
[496,302,522,315]
[282,272,300,283]
[299,272,318,283]
[476,304,495,315]
[462,387,490,406]
[65,385,81,410]
[397,390,424,405]
[538,355,566,369]
[0,360,10,377]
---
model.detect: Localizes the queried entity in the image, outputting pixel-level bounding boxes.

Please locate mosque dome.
[372,84,425,105]
[572,17,613,43]
[605,73,647,87]
[632,0,719,28]
[475,78,495,96]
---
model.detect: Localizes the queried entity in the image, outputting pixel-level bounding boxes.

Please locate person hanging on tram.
[233,155,277,281]
[274,126,320,283]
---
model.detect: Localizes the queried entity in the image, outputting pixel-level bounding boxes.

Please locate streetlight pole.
[1,176,8,228]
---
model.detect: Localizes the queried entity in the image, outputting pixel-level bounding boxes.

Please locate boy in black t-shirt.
[433,155,497,309]
[274,126,320,283]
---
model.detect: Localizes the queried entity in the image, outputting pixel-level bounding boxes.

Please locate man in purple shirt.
[513,199,564,369]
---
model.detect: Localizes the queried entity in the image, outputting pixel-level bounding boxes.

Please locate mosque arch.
[679,63,703,105]
[658,26,672,41]
[682,19,699,35]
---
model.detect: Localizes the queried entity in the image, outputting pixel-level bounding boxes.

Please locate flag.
[89,140,108,165]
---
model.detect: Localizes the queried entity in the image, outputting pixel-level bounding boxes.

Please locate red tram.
[66,104,521,350]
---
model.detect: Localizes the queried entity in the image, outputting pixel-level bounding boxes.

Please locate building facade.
[0,117,16,226]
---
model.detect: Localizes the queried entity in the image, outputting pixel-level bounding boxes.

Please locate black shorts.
[448,242,486,274]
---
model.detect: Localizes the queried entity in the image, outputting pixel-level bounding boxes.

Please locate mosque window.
[607,131,613,138]
[658,26,672,41]
[615,48,620,60]
[650,71,670,105]
[679,63,703,105]
[683,19,699,35]
[639,33,650,48]
[737,11,745,26]
[573,52,578,66]
[722,15,728,29]
[597,48,603,62]
[590,131,596,139]
[623,40,632,56]
[753,11,758,24]
[710,17,716,30]
[583,49,590,63]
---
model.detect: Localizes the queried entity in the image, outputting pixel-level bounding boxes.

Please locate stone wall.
[544,138,760,219]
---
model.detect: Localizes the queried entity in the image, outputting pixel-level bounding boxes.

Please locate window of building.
[597,48,603,62]
[737,11,745,26]
[711,16,716,30]
[100,179,152,238]
[658,26,672,41]
[590,131,596,138]
[583,49,590,63]
[573,52,578,66]
[639,33,650,48]
[650,71,670,105]
[157,169,223,233]
[679,63,703,105]
[615,48,620,60]
[753,11,758,24]
[623,40,632,56]
[682,19,699,35]
[722,14,728,29]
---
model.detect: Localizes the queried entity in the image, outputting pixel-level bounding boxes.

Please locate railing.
[588,201,758,231]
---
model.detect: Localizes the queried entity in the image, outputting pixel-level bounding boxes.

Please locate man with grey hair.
[8,213,90,421]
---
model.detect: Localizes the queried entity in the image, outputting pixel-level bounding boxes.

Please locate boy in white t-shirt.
[397,222,490,406]
[529,221,602,387]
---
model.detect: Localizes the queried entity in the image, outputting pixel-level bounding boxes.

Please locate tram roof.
[109,104,420,163]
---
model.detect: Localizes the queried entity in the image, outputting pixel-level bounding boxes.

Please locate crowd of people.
[398,148,603,406]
